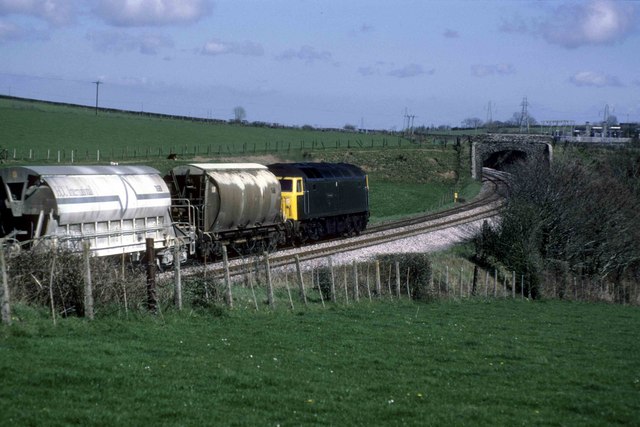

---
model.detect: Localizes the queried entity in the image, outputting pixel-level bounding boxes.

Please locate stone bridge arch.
[471,134,554,179]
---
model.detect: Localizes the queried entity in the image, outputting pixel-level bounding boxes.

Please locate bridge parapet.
[471,134,553,179]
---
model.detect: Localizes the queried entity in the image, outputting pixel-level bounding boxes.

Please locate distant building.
[563,121,636,144]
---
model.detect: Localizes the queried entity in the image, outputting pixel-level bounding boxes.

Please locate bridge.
[470,134,554,179]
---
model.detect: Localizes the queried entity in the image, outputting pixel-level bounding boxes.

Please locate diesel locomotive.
[268,162,369,242]
[0,162,369,263]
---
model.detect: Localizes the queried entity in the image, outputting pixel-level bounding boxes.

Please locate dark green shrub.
[375,253,433,301]
[6,247,146,316]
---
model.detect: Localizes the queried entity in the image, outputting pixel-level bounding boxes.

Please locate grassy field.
[1,97,407,161]
[0,96,477,222]
[2,98,639,426]
[1,300,638,426]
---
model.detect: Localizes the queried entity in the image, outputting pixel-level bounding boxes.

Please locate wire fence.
[0,136,450,164]
[1,241,638,326]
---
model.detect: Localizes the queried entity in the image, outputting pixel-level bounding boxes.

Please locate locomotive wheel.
[353,217,363,235]
[342,217,356,237]
[267,237,278,252]
[307,221,323,241]
[254,239,268,254]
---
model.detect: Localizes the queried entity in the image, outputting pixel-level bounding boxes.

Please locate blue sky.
[1,0,638,129]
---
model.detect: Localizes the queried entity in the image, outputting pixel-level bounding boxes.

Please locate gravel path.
[269,215,498,273]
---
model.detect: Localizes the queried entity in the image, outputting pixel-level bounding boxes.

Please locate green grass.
[369,181,456,221]
[1,300,638,426]
[1,97,480,221]
[1,97,407,162]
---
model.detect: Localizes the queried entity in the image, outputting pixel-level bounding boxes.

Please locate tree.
[507,111,537,126]
[472,153,640,298]
[605,115,618,126]
[233,106,246,122]
[462,117,483,128]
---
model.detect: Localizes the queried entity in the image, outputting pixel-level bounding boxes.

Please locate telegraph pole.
[519,96,529,134]
[93,81,102,115]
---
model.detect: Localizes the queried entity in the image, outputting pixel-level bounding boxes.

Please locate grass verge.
[1,300,638,426]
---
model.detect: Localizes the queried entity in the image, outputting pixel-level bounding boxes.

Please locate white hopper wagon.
[0,165,175,263]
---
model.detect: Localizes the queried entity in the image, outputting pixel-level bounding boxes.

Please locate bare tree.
[473,152,640,298]
[233,106,246,122]
[462,117,483,129]
[507,111,537,126]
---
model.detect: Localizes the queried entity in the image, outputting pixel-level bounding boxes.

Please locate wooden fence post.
[83,240,94,320]
[264,252,275,308]
[353,260,360,302]
[366,264,372,301]
[146,238,157,313]
[295,255,308,306]
[512,271,516,299]
[406,267,411,298]
[395,261,401,298]
[502,274,507,297]
[329,257,336,303]
[222,246,233,308]
[0,247,11,326]
[375,260,381,297]
[284,275,294,310]
[245,256,258,310]
[445,265,449,296]
[484,270,489,298]
[316,268,325,308]
[47,255,56,325]
[343,265,349,304]
[173,243,182,310]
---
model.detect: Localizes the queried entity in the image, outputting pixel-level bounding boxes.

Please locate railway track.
[171,168,508,279]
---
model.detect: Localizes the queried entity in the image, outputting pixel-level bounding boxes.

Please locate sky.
[0,0,639,130]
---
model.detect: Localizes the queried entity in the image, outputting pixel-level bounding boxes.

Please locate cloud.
[0,0,76,26]
[349,23,374,37]
[356,61,389,76]
[0,19,50,43]
[569,71,622,87]
[536,0,636,48]
[87,30,173,54]
[0,19,47,42]
[471,64,515,77]
[498,16,529,34]
[201,39,264,56]
[93,0,212,27]
[358,23,374,33]
[357,62,434,78]
[443,28,459,38]
[387,64,434,78]
[276,45,332,64]
[357,65,377,76]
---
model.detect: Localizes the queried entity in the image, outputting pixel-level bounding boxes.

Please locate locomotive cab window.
[279,179,293,192]
[276,178,302,193]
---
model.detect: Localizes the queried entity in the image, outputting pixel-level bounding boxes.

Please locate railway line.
[180,168,508,279]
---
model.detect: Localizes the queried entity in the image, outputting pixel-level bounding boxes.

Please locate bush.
[473,152,640,300]
[6,248,146,317]
[375,253,433,301]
